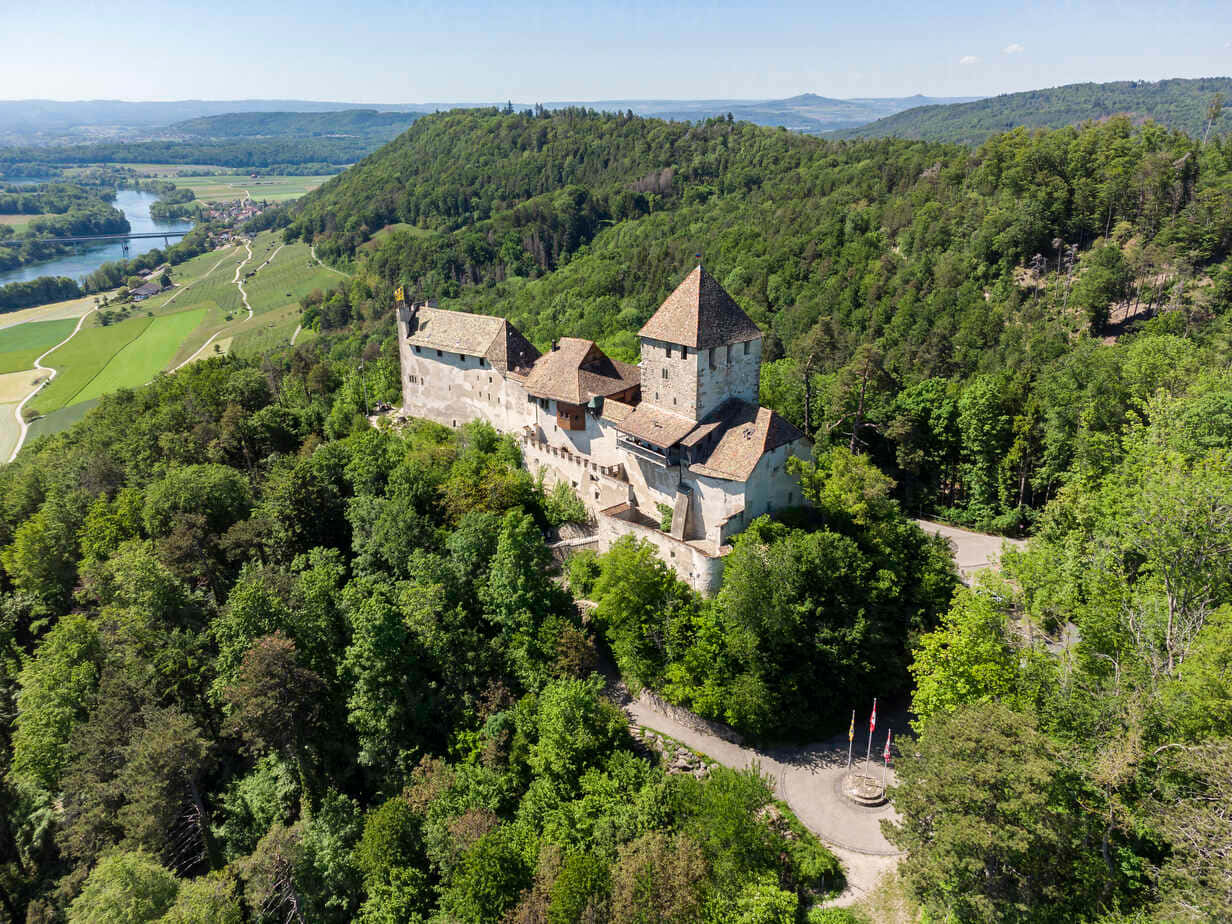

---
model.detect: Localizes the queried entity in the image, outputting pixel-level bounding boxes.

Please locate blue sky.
[5,0,1232,102]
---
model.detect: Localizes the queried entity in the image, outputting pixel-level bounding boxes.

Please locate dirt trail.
[311,244,351,278]
[7,304,99,461]
[173,241,259,371]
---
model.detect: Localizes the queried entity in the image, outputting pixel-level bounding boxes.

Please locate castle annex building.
[396,266,811,592]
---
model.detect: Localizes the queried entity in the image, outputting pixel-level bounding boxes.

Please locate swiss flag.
[883,729,892,762]
[869,698,877,734]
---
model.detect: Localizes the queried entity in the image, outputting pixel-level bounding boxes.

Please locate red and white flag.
[868,698,877,733]
[883,729,892,762]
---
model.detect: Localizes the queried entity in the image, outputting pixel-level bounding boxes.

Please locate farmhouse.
[396,266,811,592]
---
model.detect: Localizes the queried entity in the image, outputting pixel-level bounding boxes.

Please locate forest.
[1,108,1230,921]
[0,226,215,313]
[840,77,1232,144]
[280,107,1232,532]
[0,183,130,273]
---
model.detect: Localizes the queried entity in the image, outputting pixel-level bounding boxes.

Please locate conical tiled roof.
[639,266,762,350]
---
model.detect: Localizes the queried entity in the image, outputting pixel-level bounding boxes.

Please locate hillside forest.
[0,108,1230,922]
[840,77,1232,144]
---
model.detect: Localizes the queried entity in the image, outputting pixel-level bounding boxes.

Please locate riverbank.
[0,188,194,287]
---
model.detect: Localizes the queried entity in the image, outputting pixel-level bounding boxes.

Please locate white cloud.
[1004,43,1025,54]
[959,55,980,65]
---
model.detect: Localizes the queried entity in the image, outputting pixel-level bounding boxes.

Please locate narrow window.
[413,345,420,354]
[744,341,750,355]
[726,344,732,362]
[666,344,673,359]
[682,347,688,359]
[436,349,442,357]
[661,368,668,379]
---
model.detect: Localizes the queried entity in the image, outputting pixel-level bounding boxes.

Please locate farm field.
[0,318,77,373]
[24,396,100,445]
[30,315,153,413]
[4,231,326,459]
[243,238,341,314]
[72,308,207,404]
[231,304,301,357]
[0,213,43,231]
[0,290,105,330]
[167,174,332,203]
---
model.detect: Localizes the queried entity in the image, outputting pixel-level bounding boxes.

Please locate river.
[0,188,196,286]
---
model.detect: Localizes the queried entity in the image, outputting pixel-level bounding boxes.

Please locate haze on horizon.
[4,0,1232,104]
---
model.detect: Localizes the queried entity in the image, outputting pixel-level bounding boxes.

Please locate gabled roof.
[523,338,639,404]
[639,265,763,350]
[612,403,699,448]
[405,305,539,376]
[685,399,806,482]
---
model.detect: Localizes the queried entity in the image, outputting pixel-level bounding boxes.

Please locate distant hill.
[169,110,423,139]
[839,77,1232,144]
[0,94,981,147]
[547,94,981,133]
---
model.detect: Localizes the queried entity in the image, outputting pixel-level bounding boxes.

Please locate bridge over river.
[23,229,190,256]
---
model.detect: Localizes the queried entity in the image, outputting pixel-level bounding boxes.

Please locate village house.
[396,266,811,592]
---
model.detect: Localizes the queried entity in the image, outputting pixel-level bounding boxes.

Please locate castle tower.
[638,266,763,421]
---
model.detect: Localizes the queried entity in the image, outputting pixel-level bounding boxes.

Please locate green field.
[243,239,341,315]
[31,316,153,413]
[167,174,331,203]
[0,213,42,232]
[8,232,325,448]
[25,397,101,444]
[0,318,77,373]
[72,308,208,404]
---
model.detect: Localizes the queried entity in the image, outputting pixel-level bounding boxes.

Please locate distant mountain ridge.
[169,110,423,139]
[0,94,981,146]
[839,77,1232,144]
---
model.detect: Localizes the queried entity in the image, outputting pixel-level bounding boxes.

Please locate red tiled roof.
[613,403,699,447]
[405,305,539,375]
[524,337,639,404]
[686,399,806,482]
[639,265,762,350]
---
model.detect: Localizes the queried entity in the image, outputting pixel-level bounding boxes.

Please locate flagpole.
[864,697,876,775]
[846,710,854,769]
[881,729,892,791]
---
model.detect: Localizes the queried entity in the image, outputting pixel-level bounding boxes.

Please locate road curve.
[622,692,903,906]
[7,304,99,462]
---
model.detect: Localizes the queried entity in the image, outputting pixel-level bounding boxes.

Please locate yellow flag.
[395,285,405,304]
[848,711,854,742]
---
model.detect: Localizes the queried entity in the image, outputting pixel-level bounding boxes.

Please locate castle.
[395,266,811,593]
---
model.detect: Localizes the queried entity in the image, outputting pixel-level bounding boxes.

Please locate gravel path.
[914,518,1025,580]
[622,691,904,905]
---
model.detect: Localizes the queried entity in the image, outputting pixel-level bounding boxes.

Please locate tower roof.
[639,266,762,350]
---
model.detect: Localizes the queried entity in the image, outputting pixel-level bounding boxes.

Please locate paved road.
[914,519,1025,580]
[623,692,903,906]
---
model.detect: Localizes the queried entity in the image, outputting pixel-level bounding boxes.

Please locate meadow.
[72,308,208,404]
[5,230,334,450]
[167,174,330,202]
[0,318,77,373]
[0,214,42,232]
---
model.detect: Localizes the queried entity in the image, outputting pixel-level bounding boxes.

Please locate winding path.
[621,691,903,907]
[618,525,1025,905]
[7,304,99,462]
[311,243,351,278]
[7,245,249,459]
[172,240,260,371]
